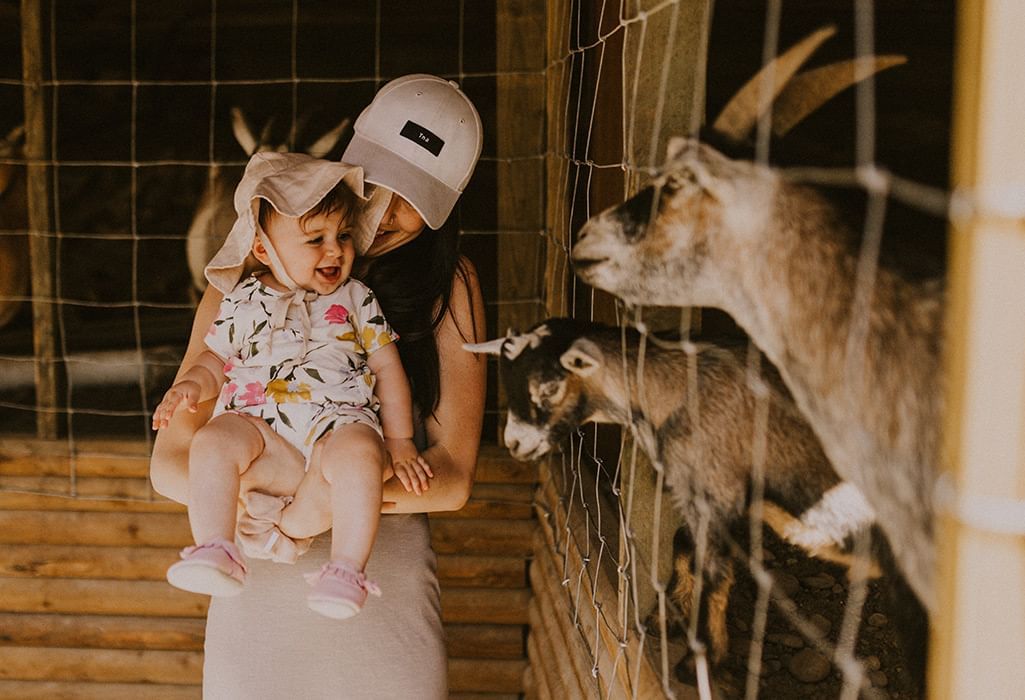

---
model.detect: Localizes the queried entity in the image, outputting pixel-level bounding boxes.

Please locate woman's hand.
[152,380,203,430]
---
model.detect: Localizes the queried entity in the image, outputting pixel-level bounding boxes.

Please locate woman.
[150,74,486,699]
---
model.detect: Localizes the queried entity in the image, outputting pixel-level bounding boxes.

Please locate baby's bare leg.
[281,423,386,567]
[187,413,265,545]
[236,414,307,498]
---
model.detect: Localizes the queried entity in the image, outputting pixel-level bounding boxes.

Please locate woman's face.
[365,194,427,257]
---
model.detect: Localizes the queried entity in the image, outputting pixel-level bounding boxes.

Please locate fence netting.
[1,1,965,698]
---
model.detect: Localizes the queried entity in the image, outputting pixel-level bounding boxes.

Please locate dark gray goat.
[572,137,942,614]
[465,317,879,667]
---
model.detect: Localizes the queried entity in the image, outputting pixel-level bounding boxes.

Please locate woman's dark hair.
[257,180,358,232]
[359,219,471,417]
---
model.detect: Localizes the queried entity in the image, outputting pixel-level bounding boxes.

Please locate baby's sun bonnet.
[204,152,390,356]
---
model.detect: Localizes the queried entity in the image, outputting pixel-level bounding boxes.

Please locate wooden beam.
[0,646,202,684]
[0,681,199,700]
[436,554,527,589]
[0,613,205,651]
[440,587,531,625]
[430,518,536,557]
[19,0,58,439]
[0,510,193,547]
[0,578,209,618]
[447,658,527,694]
[931,0,1025,697]
[445,624,525,660]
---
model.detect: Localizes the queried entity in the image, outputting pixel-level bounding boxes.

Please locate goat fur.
[467,317,881,666]
[572,138,943,612]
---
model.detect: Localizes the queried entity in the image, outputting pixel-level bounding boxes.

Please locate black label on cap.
[399,120,444,157]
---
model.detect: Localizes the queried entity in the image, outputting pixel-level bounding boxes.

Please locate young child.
[152,152,431,619]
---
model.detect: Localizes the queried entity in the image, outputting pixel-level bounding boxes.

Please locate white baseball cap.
[343,74,483,230]
[204,152,389,293]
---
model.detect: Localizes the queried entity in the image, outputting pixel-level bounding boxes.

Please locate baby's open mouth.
[317,267,341,282]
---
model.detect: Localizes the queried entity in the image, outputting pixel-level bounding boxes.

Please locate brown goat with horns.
[573,137,942,618]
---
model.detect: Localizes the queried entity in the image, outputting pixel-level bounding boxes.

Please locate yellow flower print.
[265,378,312,403]
[377,332,394,348]
[361,326,377,350]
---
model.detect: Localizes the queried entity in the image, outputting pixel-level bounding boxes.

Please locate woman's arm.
[382,257,487,513]
[149,285,224,504]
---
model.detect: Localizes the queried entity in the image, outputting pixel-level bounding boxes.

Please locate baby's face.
[263,208,355,295]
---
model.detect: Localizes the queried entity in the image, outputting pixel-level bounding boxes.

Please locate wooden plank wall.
[0,439,535,698]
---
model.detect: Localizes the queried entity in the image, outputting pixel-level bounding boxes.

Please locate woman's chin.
[366,229,422,257]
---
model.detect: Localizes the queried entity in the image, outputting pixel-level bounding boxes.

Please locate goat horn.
[462,339,507,356]
[771,55,907,136]
[306,117,351,158]
[712,25,836,142]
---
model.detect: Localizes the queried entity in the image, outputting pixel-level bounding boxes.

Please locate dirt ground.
[666,530,925,700]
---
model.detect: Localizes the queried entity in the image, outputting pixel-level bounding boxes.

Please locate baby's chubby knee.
[318,425,388,483]
[190,413,264,464]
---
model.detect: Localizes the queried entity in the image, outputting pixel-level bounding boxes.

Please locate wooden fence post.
[931,0,1025,696]
[20,0,59,439]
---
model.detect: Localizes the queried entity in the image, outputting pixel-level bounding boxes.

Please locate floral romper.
[206,275,399,464]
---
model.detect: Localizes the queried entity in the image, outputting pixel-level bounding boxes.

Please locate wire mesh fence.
[4,1,1023,698]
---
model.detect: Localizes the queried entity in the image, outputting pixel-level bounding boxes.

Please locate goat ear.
[306,117,351,158]
[462,338,506,356]
[231,108,259,156]
[678,144,733,203]
[664,136,692,163]
[560,338,603,377]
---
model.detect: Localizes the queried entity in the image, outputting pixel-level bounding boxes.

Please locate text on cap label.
[399,120,445,157]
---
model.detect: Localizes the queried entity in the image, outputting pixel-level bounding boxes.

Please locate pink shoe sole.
[307,595,362,620]
[166,539,247,597]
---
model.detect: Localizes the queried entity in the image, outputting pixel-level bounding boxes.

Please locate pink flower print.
[239,382,267,407]
[222,360,235,374]
[220,382,238,404]
[324,304,349,325]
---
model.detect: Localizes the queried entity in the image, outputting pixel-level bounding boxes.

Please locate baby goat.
[573,138,943,613]
[466,317,879,668]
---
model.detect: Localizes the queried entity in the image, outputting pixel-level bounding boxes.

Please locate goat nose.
[505,436,520,454]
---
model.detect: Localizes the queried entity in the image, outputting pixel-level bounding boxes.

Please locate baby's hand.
[151,380,203,430]
[392,455,434,496]
[385,437,433,495]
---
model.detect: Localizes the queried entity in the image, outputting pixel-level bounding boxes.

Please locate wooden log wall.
[0,439,535,698]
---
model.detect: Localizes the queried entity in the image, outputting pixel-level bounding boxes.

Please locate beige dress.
[203,512,447,699]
